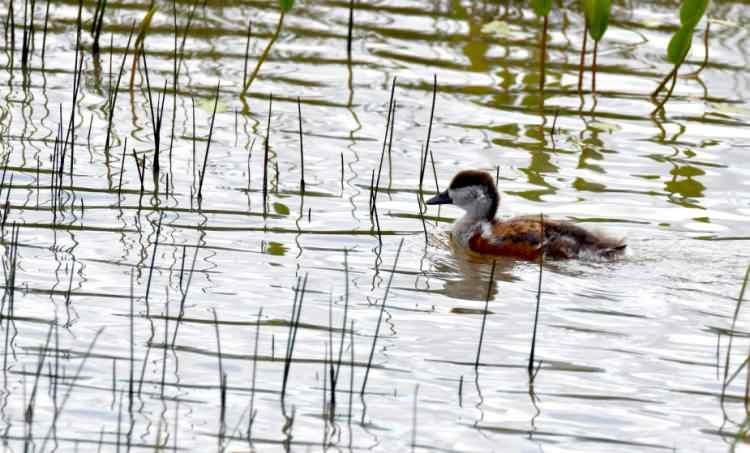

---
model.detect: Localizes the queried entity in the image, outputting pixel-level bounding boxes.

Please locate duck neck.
[453,212,491,246]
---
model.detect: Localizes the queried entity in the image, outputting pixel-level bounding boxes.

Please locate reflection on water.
[0,0,748,451]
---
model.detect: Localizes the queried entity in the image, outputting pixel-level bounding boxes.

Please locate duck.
[425,170,626,260]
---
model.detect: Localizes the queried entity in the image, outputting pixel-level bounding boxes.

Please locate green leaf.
[680,0,708,30]
[272,202,290,216]
[279,0,295,13]
[531,0,553,17]
[667,26,692,64]
[583,0,611,41]
[265,241,287,256]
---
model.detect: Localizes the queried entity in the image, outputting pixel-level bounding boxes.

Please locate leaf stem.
[241,11,286,97]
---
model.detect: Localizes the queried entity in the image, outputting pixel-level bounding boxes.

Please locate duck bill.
[425,190,452,205]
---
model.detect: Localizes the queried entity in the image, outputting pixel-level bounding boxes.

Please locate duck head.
[425,170,499,220]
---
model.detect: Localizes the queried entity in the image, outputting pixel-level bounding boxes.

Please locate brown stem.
[697,22,710,74]
[652,64,680,115]
[539,14,548,94]
[577,21,588,96]
[591,39,598,95]
[686,22,710,77]
[651,65,677,98]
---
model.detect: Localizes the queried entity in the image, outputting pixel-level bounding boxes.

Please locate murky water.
[0,0,749,451]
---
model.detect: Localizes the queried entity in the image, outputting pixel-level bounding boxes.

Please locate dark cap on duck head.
[425,170,497,205]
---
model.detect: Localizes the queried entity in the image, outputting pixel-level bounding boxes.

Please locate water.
[0,1,749,451]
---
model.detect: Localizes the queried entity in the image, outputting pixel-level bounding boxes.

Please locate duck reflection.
[427,230,590,302]
[428,232,519,301]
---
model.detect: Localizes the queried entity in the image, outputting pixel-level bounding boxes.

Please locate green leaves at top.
[666,0,709,65]
[583,0,611,41]
[667,26,693,64]
[531,0,553,17]
[680,0,709,30]
[279,0,295,13]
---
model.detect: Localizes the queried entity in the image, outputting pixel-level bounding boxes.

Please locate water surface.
[0,1,749,451]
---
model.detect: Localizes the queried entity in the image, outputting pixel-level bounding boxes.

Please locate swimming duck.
[425,170,625,260]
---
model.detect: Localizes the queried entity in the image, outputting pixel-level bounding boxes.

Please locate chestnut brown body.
[426,170,626,260]
[467,216,625,260]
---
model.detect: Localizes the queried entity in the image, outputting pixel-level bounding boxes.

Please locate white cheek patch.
[450,186,489,218]
[448,188,466,205]
[450,187,475,204]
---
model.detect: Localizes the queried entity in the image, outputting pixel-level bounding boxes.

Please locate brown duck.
[426,170,626,260]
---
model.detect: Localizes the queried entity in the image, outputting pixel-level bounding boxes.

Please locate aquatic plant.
[241,0,295,96]
[579,0,611,95]
[90,0,108,54]
[531,0,552,93]
[652,0,709,113]
[128,3,158,92]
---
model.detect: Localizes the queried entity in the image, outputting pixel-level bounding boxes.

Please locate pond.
[0,0,749,451]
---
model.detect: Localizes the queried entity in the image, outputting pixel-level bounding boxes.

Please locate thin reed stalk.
[247,308,262,440]
[8,0,15,69]
[371,79,396,215]
[722,264,750,385]
[591,40,599,95]
[334,250,350,385]
[143,213,163,318]
[340,153,344,192]
[171,244,198,346]
[39,328,105,453]
[197,81,221,202]
[346,0,354,58]
[23,324,54,450]
[281,274,307,400]
[212,308,226,448]
[117,137,128,199]
[297,97,305,192]
[539,14,548,94]
[141,51,167,183]
[475,260,497,368]
[419,75,437,193]
[20,0,30,70]
[41,1,50,69]
[242,20,252,89]
[262,94,272,216]
[417,191,427,242]
[577,21,588,96]
[129,270,134,413]
[104,23,135,167]
[361,239,404,395]
[92,0,107,54]
[528,213,545,379]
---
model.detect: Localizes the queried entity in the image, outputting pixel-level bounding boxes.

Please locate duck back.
[468,216,625,260]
